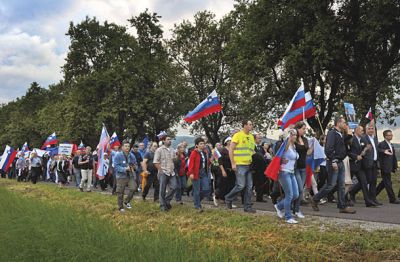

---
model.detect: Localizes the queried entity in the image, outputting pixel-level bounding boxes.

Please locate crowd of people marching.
[1,117,400,224]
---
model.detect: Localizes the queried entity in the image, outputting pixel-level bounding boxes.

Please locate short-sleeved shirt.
[154,146,175,176]
[144,151,156,172]
[232,130,255,165]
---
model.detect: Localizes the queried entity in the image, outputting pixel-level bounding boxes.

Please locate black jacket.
[347,135,365,172]
[378,141,398,174]
[251,145,267,172]
[361,135,379,169]
[325,128,347,162]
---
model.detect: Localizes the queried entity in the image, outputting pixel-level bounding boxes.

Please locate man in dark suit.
[360,122,382,205]
[348,126,378,207]
[376,130,400,204]
[252,134,268,202]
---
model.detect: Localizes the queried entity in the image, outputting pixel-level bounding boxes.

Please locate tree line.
[1,0,399,149]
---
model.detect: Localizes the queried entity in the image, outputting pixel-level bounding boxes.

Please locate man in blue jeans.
[225,120,256,213]
[310,116,356,214]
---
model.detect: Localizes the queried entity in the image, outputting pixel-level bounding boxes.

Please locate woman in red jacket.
[188,137,210,213]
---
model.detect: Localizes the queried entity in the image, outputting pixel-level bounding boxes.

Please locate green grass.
[0,180,399,261]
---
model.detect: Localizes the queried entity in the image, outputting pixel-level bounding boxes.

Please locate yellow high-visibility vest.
[232,130,255,165]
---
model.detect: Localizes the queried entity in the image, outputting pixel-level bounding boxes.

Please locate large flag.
[0,146,18,172]
[264,139,288,181]
[184,90,222,123]
[305,138,326,187]
[109,132,121,148]
[365,107,374,121]
[41,132,58,149]
[97,125,110,179]
[278,83,306,129]
[278,89,316,129]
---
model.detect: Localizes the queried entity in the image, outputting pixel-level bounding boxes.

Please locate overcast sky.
[0,0,235,103]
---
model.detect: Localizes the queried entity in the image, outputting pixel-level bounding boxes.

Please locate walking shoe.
[226,201,233,209]
[294,212,305,219]
[166,203,172,210]
[309,197,319,211]
[160,207,168,212]
[390,200,400,204]
[339,207,356,214]
[319,198,327,204]
[286,218,298,224]
[366,202,378,207]
[274,204,284,219]
[373,200,383,206]
[124,202,132,209]
[142,195,146,201]
[196,208,204,213]
[244,208,256,214]
[232,204,238,208]
[87,190,91,192]
[79,188,83,192]
[119,208,125,213]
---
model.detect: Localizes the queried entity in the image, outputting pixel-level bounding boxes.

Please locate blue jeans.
[74,168,81,187]
[175,175,187,202]
[277,171,299,220]
[313,161,346,209]
[294,168,306,212]
[225,165,253,210]
[192,169,210,209]
[158,172,177,209]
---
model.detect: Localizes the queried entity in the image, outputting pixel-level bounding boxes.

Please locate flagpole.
[316,114,324,135]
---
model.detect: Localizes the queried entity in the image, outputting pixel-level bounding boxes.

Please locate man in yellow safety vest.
[225,120,256,213]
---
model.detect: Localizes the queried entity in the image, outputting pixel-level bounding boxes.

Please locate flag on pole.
[109,132,121,148]
[97,125,110,179]
[0,146,18,172]
[41,132,58,149]
[305,138,326,187]
[212,148,222,159]
[365,107,374,121]
[157,131,167,141]
[184,90,222,123]
[264,139,288,181]
[278,83,306,129]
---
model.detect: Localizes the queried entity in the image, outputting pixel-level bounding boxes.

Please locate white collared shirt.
[368,135,377,161]
[385,140,393,152]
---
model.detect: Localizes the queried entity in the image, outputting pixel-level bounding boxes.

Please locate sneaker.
[294,212,305,219]
[232,204,238,208]
[196,208,204,213]
[286,218,298,224]
[226,201,233,209]
[274,204,284,219]
[339,207,356,214]
[119,208,125,213]
[79,188,83,192]
[124,202,132,209]
[166,203,172,210]
[319,198,327,204]
[309,197,319,211]
[213,195,219,207]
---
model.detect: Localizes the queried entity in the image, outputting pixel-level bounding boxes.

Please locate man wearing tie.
[361,122,382,206]
[348,126,377,207]
[376,130,400,204]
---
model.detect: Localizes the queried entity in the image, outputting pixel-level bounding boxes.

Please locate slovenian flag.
[365,107,373,121]
[41,132,58,149]
[97,125,110,179]
[278,83,316,129]
[305,138,326,187]
[0,145,18,172]
[184,90,222,123]
[109,132,121,148]
[264,139,288,181]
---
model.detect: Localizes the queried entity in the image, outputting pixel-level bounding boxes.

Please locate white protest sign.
[58,144,73,156]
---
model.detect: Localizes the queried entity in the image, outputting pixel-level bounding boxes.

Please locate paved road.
[60,182,400,225]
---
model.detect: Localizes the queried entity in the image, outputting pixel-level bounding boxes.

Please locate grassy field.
[0,180,399,262]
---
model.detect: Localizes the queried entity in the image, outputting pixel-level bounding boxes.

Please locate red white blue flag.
[97,125,110,179]
[184,90,222,123]
[305,138,326,187]
[109,132,121,148]
[278,83,316,129]
[0,145,18,172]
[41,132,58,149]
[365,107,374,121]
[264,139,288,181]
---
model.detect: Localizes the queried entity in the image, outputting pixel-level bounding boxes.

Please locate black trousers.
[253,171,268,200]
[142,171,159,200]
[217,169,236,200]
[377,172,396,202]
[364,162,378,202]
[31,167,42,184]
[349,169,374,205]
